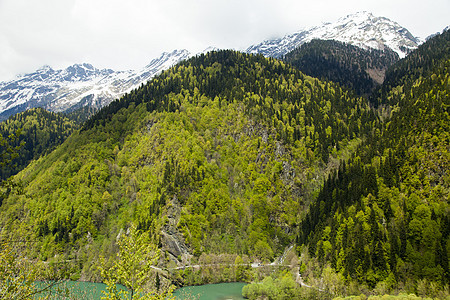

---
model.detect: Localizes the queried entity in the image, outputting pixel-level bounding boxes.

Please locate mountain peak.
[143,49,192,71]
[0,50,193,120]
[341,11,375,21]
[37,65,54,73]
[70,63,95,70]
[246,11,422,59]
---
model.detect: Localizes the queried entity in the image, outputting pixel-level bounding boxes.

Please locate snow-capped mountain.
[246,11,422,59]
[0,12,424,121]
[0,49,192,121]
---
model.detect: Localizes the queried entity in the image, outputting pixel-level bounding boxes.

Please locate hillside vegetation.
[297,29,450,295]
[284,39,399,96]
[0,30,448,299]
[0,108,77,180]
[0,51,375,280]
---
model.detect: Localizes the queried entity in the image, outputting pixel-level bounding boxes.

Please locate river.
[35,281,246,299]
[34,280,128,299]
[173,282,247,300]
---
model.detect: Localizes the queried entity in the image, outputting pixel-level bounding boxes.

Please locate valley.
[0,12,448,300]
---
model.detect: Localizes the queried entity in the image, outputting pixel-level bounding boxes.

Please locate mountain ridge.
[283,39,400,96]
[0,50,376,278]
[0,12,423,121]
[246,11,422,59]
[298,29,450,290]
[0,49,192,121]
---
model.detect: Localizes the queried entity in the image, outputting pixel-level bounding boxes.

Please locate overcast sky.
[0,0,448,81]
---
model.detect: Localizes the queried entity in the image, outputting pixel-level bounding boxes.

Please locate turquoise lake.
[35,281,246,299]
[173,282,247,300]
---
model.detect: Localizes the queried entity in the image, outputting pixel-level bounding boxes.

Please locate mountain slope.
[246,11,422,59]
[298,29,450,291]
[0,108,77,180]
[374,28,450,105]
[284,39,399,96]
[0,50,192,121]
[0,50,376,280]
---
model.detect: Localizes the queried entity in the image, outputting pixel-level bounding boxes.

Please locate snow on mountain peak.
[0,50,193,120]
[246,11,422,59]
[0,12,427,121]
[37,65,54,73]
[197,46,220,55]
[144,49,192,71]
[338,11,374,24]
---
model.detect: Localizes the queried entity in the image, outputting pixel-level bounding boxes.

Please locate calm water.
[36,281,246,299]
[173,282,247,300]
[34,281,128,299]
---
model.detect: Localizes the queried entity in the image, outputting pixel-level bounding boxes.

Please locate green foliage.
[284,39,399,96]
[2,35,447,296]
[172,253,254,286]
[0,128,24,205]
[0,24,446,300]
[0,241,39,299]
[0,107,77,180]
[98,224,174,300]
[0,128,22,168]
[242,273,295,300]
[0,233,74,298]
[374,28,450,106]
[0,50,373,280]
[298,30,450,292]
[242,271,324,300]
[333,294,435,300]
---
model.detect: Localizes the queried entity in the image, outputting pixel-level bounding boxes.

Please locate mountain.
[0,12,422,123]
[0,50,376,281]
[375,27,450,105]
[0,49,192,121]
[283,39,400,96]
[298,29,450,291]
[246,11,422,59]
[426,26,450,41]
[0,30,448,298]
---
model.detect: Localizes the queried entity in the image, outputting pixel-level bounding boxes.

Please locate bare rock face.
[160,196,191,263]
[160,231,189,260]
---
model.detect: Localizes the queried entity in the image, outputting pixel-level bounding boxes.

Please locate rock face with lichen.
[160,196,191,262]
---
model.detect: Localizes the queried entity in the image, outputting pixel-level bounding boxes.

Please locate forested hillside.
[0,51,375,280]
[0,30,448,299]
[65,104,100,125]
[374,29,450,106]
[298,29,450,293]
[284,39,399,96]
[0,108,77,180]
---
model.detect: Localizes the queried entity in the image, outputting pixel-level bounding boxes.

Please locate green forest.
[297,30,450,298]
[284,39,399,96]
[0,30,449,299]
[0,108,77,180]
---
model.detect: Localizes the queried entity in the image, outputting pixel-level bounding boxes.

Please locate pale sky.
[0,0,448,81]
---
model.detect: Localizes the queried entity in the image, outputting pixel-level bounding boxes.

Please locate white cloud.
[0,0,448,81]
